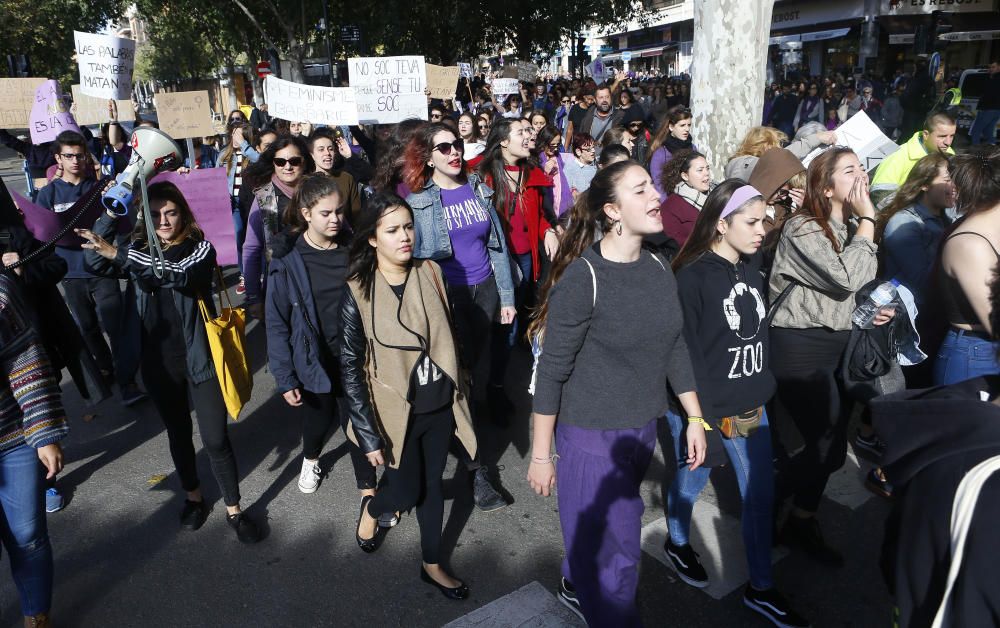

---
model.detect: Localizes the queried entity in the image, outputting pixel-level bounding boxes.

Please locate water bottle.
[852,279,900,329]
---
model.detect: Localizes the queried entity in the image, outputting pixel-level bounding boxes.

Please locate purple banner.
[29,80,80,145]
[151,169,237,266]
[10,187,124,247]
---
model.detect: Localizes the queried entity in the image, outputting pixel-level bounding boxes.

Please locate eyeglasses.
[433,139,464,156]
[59,153,87,161]
[580,145,596,153]
[273,156,304,167]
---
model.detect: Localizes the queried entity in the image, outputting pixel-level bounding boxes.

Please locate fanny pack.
[717,407,763,439]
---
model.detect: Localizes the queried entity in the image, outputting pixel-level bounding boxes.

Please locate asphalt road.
[0,144,893,627]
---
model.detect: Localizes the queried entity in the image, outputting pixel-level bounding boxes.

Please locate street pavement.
[0,144,893,627]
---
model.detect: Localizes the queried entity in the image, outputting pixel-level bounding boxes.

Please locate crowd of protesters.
[0,53,999,628]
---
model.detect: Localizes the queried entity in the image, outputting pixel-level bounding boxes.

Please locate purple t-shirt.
[439,184,493,286]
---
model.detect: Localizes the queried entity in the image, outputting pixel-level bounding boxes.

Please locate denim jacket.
[407,173,515,308]
[882,203,952,305]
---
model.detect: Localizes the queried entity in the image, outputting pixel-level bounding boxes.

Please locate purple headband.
[720,185,762,219]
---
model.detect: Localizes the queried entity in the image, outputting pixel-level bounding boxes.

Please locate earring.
[615,220,623,236]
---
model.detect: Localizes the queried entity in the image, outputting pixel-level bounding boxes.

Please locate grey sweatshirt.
[533,244,696,429]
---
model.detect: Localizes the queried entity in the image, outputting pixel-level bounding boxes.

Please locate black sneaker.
[473,466,507,512]
[557,577,584,621]
[179,499,208,530]
[226,512,261,544]
[779,516,843,568]
[865,468,894,499]
[743,585,811,628]
[854,429,886,461]
[663,537,709,588]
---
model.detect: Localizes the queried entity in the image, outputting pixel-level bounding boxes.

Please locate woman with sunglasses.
[227,109,248,127]
[538,124,573,218]
[218,123,260,296]
[648,105,695,197]
[555,95,571,134]
[242,136,315,319]
[562,132,598,197]
[457,112,486,161]
[402,123,515,511]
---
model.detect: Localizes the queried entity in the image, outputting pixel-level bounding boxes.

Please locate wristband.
[687,416,713,431]
[532,454,559,464]
[858,216,876,226]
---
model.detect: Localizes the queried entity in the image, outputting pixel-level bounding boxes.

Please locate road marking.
[443,581,584,627]
[640,502,789,600]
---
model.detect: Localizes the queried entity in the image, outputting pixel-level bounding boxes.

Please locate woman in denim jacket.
[403,122,515,512]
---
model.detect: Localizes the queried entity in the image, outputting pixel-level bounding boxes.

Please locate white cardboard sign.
[74,31,135,100]
[265,76,359,126]
[348,56,427,124]
[802,111,900,172]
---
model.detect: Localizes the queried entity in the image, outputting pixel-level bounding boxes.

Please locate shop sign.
[881,0,997,15]
[771,0,864,30]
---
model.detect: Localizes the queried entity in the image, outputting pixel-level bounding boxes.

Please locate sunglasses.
[229,117,243,123]
[273,156,304,168]
[430,113,443,119]
[433,139,464,156]
[561,99,569,104]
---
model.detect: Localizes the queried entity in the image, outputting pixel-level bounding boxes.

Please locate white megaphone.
[101,127,184,216]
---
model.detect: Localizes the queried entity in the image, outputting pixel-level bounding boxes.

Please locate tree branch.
[230,0,283,51]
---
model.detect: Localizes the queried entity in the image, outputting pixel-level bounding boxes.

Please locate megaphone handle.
[137,172,166,279]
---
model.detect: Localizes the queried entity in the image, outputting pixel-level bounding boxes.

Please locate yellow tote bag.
[198,267,252,420]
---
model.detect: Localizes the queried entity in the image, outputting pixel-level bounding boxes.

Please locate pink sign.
[29,80,81,144]
[11,187,126,247]
[151,169,237,266]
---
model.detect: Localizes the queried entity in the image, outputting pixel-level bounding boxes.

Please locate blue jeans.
[970,109,1000,146]
[0,444,53,615]
[933,328,1000,385]
[664,410,775,590]
[231,207,245,274]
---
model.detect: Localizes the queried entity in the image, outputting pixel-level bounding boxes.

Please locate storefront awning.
[770,27,852,45]
[602,45,668,62]
[938,30,1000,42]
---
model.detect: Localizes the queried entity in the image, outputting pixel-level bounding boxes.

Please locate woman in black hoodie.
[663,179,809,628]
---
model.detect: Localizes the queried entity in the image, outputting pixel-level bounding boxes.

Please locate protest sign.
[264,76,359,126]
[517,61,539,82]
[501,65,519,79]
[29,80,80,144]
[153,91,215,139]
[586,56,608,84]
[74,31,136,100]
[0,78,46,128]
[458,63,473,79]
[425,64,460,100]
[491,78,520,97]
[151,169,237,265]
[348,56,427,124]
[12,187,128,246]
[70,85,134,126]
[801,111,900,172]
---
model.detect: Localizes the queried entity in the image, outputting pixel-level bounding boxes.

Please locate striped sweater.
[0,275,69,451]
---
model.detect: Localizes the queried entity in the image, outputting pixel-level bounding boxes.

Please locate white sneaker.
[297,458,321,494]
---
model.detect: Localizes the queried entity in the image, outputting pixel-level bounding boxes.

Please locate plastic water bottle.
[852,279,900,329]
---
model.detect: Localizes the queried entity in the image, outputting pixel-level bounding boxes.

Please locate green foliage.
[0,0,128,82]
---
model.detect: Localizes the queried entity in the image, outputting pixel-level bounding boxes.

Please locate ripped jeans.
[0,444,53,615]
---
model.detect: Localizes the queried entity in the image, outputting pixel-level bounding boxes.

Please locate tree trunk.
[225,64,240,110]
[690,0,775,175]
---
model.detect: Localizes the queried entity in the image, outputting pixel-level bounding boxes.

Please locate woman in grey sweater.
[526,160,707,627]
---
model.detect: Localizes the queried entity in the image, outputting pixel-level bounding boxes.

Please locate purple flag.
[151,169,237,266]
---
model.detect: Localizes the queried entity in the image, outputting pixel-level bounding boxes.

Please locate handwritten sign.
[348,56,427,124]
[801,111,899,172]
[74,31,135,100]
[29,80,80,144]
[425,64,460,100]
[0,78,46,128]
[151,169,237,265]
[517,62,539,82]
[153,91,215,139]
[458,63,473,79]
[264,76,359,126]
[491,78,520,97]
[70,85,134,126]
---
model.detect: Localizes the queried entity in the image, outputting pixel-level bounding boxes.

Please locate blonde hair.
[731,126,788,160]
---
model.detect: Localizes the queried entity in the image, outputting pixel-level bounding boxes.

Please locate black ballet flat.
[356,495,381,553]
[420,566,470,600]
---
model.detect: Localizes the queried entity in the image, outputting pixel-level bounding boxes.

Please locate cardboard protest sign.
[517,61,539,82]
[29,81,81,144]
[801,111,900,172]
[151,169,237,265]
[348,56,427,124]
[491,78,520,97]
[70,85,134,126]
[74,31,136,100]
[458,63,473,79]
[264,76,359,126]
[425,64,460,100]
[501,66,518,79]
[153,91,215,140]
[0,78,46,128]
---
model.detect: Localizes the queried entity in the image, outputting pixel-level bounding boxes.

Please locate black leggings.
[298,390,376,490]
[62,276,134,389]
[769,327,851,513]
[143,360,241,506]
[366,406,454,564]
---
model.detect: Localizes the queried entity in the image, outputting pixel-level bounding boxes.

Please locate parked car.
[957,68,1000,137]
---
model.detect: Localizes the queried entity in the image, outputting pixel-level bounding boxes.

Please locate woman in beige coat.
[340,193,476,601]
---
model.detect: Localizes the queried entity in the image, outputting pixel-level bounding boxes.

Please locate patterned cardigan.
[0,275,69,451]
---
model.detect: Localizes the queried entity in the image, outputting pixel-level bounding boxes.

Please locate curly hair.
[659,149,706,194]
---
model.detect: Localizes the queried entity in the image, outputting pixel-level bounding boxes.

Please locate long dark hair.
[478,117,525,220]
[672,179,763,271]
[528,160,638,344]
[243,135,313,190]
[347,193,413,300]
[283,173,350,244]
[797,146,856,254]
[458,112,480,142]
[648,105,693,163]
[949,145,1000,217]
[371,119,427,193]
[877,152,950,240]
[134,181,204,250]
